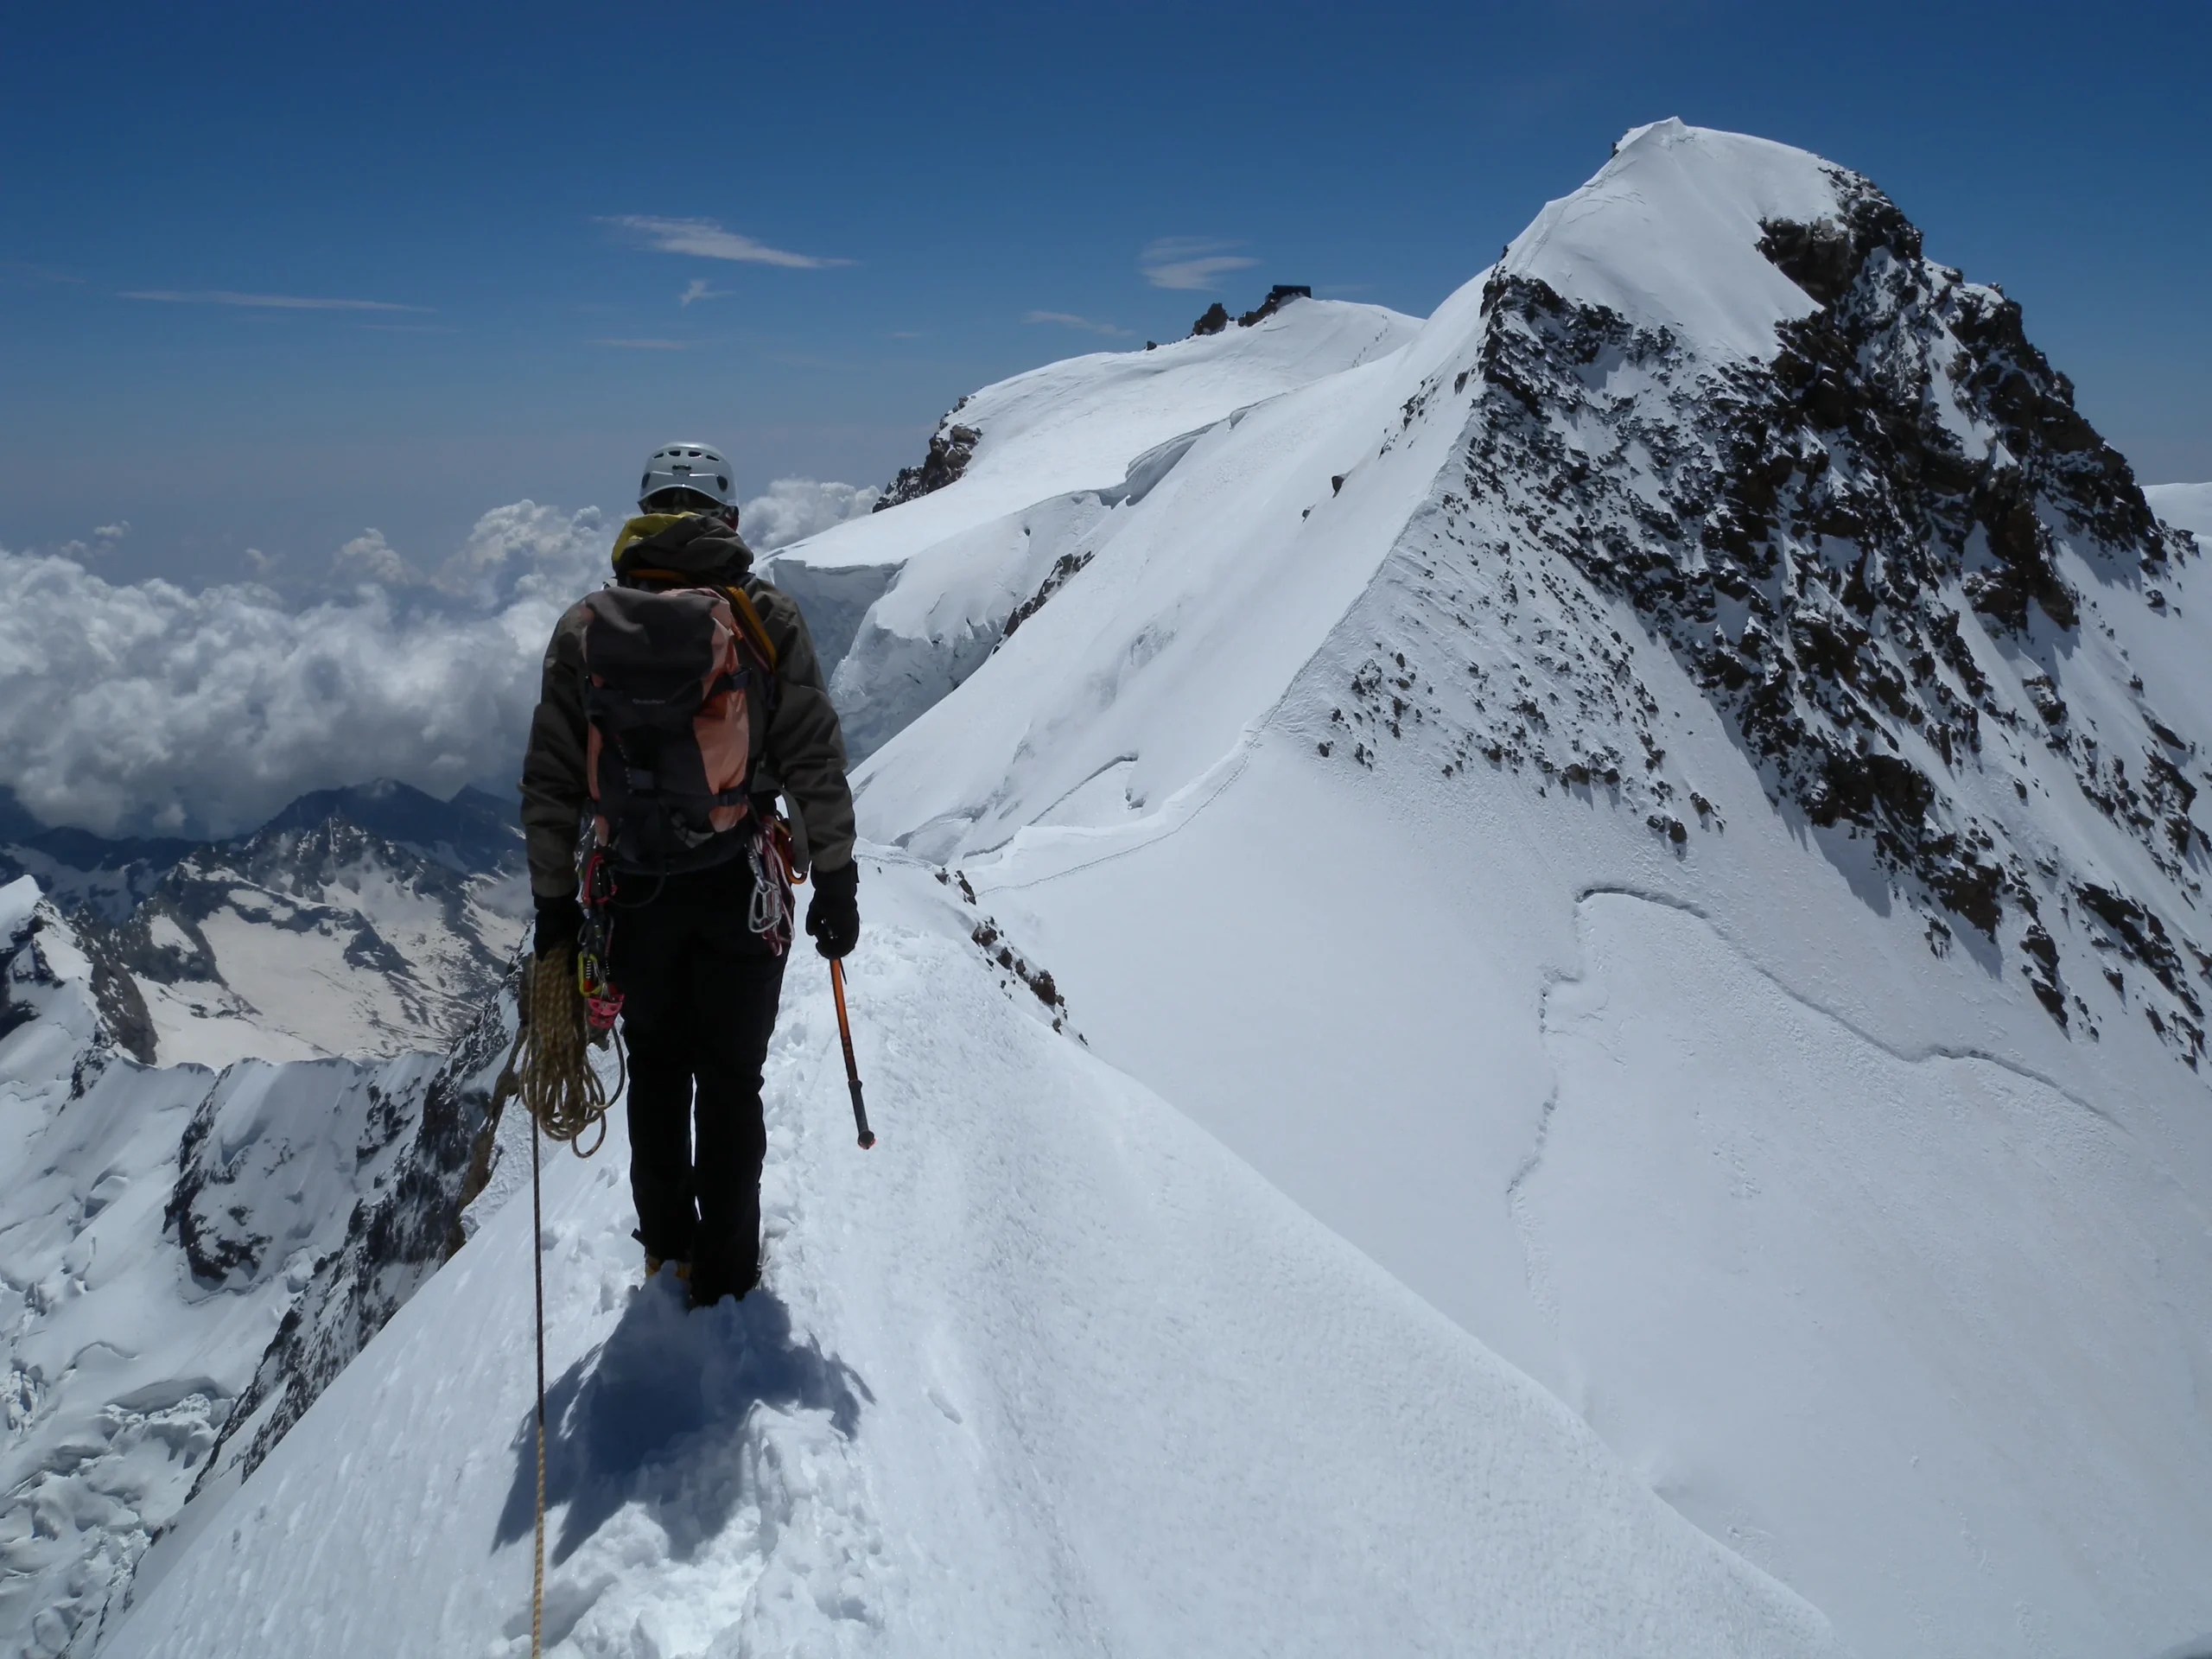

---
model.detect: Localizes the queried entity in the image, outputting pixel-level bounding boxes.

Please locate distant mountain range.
[0,779,526,1064]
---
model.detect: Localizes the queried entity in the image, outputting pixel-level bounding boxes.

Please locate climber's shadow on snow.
[493,1280,871,1566]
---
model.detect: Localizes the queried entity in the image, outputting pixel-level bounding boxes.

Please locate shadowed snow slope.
[840,121,2212,1656]
[105,861,1838,1658]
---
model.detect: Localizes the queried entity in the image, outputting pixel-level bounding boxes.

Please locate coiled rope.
[492,950,620,1658]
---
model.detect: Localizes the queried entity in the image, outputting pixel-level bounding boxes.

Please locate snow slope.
[827,121,2212,1656]
[106,860,1840,1658]
[761,296,1421,756]
[0,877,468,1656]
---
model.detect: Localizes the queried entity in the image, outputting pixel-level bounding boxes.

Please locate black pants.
[609,856,785,1300]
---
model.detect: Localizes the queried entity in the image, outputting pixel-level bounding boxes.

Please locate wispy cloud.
[1140,238,1257,291]
[3,259,84,285]
[602,216,852,269]
[594,337,695,350]
[122,289,426,312]
[678,278,731,307]
[1024,309,1132,337]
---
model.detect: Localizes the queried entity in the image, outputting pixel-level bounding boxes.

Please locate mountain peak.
[1505,120,1854,360]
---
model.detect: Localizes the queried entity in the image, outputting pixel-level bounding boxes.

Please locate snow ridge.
[103,863,1843,1658]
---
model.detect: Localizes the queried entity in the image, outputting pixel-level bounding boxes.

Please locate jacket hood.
[609,512,756,584]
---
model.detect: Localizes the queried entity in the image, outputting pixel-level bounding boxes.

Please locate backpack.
[578,583,777,868]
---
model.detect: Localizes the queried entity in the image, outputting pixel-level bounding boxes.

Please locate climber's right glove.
[805,861,861,960]
[533,891,583,960]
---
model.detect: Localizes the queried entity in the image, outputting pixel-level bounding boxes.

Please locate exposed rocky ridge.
[1321,162,2208,1062]
[185,960,521,1496]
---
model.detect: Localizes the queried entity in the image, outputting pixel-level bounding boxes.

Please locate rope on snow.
[490,950,620,1657]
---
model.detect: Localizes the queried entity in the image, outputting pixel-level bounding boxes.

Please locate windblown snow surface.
[105,864,1837,1657]
[69,121,2212,1659]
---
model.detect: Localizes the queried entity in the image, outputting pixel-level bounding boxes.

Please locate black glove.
[805,861,860,960]
[533,892,583,959]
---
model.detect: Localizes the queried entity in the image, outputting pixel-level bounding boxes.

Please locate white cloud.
[602,216,853,270]
[122,289,426,312]
[0,505,607,837]
[54,521,132,563]
[678,279,729,307]
[1140,238,1257,291]
[740,479,880,550]
[0,486,886,837]
[330,529,415,587]
[1023,310,1131,336]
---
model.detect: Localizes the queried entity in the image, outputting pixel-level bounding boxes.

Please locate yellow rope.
[508,950,617,1657]
[515,948,615,1156]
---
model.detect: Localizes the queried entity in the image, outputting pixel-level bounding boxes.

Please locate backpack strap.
[722,584,779,676]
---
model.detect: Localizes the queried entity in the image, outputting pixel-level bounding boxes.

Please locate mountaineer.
[519,442,859,1307]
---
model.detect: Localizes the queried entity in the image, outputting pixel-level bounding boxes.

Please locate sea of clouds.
[0,480,877,838]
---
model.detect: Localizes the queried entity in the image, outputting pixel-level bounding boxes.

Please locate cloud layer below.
[0,484,876,838]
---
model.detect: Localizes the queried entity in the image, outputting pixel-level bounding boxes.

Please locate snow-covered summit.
[1505,118,1843,359]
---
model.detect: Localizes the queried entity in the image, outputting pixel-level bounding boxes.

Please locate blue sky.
[4,0,2207,588]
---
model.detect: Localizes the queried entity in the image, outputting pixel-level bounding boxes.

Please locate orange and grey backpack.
[579,578,779,869]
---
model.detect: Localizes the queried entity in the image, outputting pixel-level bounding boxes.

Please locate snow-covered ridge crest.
[763,294,1422,757]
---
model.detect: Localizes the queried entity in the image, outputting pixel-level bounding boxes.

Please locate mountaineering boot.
[643,1253,691,1287]
[687,1240,761,1309]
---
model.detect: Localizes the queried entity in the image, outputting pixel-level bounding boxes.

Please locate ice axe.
[829,956,874,1148]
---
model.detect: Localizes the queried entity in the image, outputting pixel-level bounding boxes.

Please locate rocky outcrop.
[1453,164,2203,1056]
[1189,302,1230,337]
[1239,284,1312,326]
[181,957,519,1493]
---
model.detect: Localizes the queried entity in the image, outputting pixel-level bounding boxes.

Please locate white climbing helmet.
[638,442,737,511]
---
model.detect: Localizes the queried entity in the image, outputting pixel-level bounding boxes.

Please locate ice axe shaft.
[830,957,874,1148]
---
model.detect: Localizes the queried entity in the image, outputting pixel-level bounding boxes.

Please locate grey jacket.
[519,514,856,898]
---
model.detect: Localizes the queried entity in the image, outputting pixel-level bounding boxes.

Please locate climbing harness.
[493,950,620,1658]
